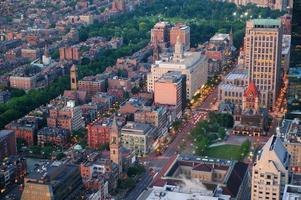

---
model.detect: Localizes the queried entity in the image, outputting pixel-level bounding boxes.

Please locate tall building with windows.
[251,135,290,200]
[244,19,283,110]
[147,37,208,100]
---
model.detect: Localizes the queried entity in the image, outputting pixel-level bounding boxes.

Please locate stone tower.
[70,64,78,90]
[110,116,122,173]
[173,35,184,61]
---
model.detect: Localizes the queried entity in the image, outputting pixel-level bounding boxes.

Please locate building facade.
[244,19,283,110]
[251,136,290,200]
[148,38,208,100]
[121,122,155,156]
[0,130,17,160]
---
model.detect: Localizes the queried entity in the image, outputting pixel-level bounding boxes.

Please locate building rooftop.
[121,121,153,135]
[224,70,248,81]
[157,71,182,83]
[25,160,78,184]
[283,184,301,200]
[210,33,230,42]
[218,83,245,91]
[153,154,248,199]
[251,18,281,27]
[154,51,207,71]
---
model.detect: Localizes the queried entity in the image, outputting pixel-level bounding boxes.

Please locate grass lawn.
[205,144,244,160]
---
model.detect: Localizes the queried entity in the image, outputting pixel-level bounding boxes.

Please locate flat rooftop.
[252,18,281,27]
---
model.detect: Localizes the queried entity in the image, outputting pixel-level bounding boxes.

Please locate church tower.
[242,81,260,113]
[70,64,78,90]
[152,35,160,63]
[110,116,122,173]
[173,35,184,61]
[42,44,51,65]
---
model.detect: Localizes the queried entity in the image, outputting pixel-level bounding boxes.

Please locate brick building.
[170,23,190,50]
[59,47,81,61]
[37,127,70,146]
[5,117,40,146]
[47,101,85,131]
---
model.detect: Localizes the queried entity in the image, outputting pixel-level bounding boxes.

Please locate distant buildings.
[21,161,82,200]
[170,23,190,50]
[251,136,290,200]
[151,21,171,49]
[148,37,208,100]
[0,130,17,160]
[59,47,81,61]
[244,19,283,110]
[222,0,289,11]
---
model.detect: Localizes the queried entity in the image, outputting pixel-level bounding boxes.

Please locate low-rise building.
[21,161,82,200]
[151,154,250,200]
[78,74,107,97]
[47,100,85,131]
[37,127,70,146]
[121,122,156,156]
[5,116,40,146]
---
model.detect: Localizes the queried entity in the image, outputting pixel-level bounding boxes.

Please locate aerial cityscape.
[0,0,300,200]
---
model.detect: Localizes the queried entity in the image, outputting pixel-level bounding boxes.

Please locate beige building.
[120,122,155,156]
[244,19,283,109]
[252,135,290,200]
[218,68,248,105]
[147,37,208,100]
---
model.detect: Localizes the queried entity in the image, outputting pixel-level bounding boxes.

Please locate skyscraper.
[244,19,283,110]
[251,136,290,200]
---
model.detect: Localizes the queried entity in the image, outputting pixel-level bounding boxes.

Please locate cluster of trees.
[191,112,234,155]
[0,76,69,128]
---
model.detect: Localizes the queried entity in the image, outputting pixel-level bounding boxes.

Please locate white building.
[251,135,290,200]
[282,184,301,200]
[147,37,208,100]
